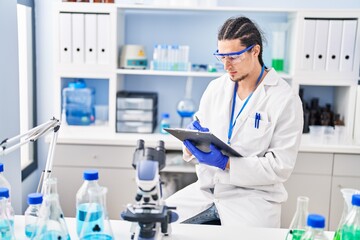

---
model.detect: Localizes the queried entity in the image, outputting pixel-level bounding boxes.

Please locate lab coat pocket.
[240,115,272,155]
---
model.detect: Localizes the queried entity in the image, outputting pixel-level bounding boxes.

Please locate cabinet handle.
[93,155,98,159]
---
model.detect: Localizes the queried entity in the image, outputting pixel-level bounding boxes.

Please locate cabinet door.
[329,177,360,231]
[52,166,137,220]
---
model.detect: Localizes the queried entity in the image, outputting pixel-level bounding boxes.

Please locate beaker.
[79,186,113,240]
[32,177,70,240]
[333,188,359,240]
[286,196,309,240]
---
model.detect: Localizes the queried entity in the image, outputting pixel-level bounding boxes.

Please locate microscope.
[121,139,178,240]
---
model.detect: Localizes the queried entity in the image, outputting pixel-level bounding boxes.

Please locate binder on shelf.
[313,20,329,71]
[85,14,97,64]
[326,20,343,71]
[59,13,72,63]
[340,20,358,72]
[97,14,110,65]
[72,13,85,64]
[301,19,316,70]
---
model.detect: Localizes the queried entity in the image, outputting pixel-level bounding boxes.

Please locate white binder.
[301,20,316,70]
[313,20,329,71]
[340,20,358,72]
[326,20,343,71]
[72,13,85,64]
[85,14,97,64]
[97,14,110,64]
[59,13,72,63]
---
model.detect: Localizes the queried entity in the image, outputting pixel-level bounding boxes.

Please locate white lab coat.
[166,68,303,227]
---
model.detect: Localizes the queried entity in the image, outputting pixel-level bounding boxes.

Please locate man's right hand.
[187,120,209,132]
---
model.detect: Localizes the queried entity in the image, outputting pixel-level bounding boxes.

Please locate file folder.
[326,20,343,71]
[313,20,329,71]
[97,14,110,64]
[340,20,358,72]
[59,13,72,63]
[72,13,85,64]
[85,14,97,64]
[301,20,316,70]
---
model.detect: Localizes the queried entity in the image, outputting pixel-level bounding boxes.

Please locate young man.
[166,16,303,227]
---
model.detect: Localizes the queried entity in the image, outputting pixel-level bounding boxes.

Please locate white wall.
[0,0,22,214]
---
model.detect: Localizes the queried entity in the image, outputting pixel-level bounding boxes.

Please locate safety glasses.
[213,44,254,64]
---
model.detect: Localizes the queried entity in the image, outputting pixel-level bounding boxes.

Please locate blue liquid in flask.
[77,203,104,236]
[40,230,70,240]
[0,219,14,240]
[25,223,37,238]
[80,233,113,240]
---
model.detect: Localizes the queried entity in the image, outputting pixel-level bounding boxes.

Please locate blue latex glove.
[187,120,209,132]
[183,140,229,170]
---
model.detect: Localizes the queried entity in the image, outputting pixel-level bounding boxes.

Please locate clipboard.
[164,128,242,157]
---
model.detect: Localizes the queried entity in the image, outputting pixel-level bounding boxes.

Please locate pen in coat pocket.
[255,113,261,129]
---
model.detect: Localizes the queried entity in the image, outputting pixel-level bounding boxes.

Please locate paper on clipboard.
[164,128,242,157]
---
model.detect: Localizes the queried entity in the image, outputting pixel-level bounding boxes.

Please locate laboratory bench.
[13,215,335,240]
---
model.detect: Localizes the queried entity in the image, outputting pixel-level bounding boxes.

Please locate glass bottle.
[301,214,329,240]
[24,193,43,238]
[0,164,11,196]
[32,177,70,240]
[76,169,101,236]
[0,187,15,240]
[333,188,359,240]
[79,186,113,240]
[341,194,360,240]
[286,196,309,240]
[160,113,170,134]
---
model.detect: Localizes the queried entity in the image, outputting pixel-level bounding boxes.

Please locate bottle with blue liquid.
[24,193,43,238]
[32,177,70,240]
[79,187,113,240]
[0,187,15,240]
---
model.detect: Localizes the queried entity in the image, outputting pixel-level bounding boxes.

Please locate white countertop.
[14,215,334,240]
[56,126,360,154]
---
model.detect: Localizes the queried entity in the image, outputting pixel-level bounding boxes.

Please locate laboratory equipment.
[333,188,359,240]
[76,169,101,236]
[79,187,113,240]
[340,194,360,239]
[62,80,95,126]
[24,193,43,238]
[120,45,147,69]
[286,196,309,240]
[121,139,178,240]
[32,177,70,240]
[301,214,329,240]
[177,77,196,128]
[160,113,170,134]
[271,23,287,71]
[0,188,15,240]
[0,163,11,196]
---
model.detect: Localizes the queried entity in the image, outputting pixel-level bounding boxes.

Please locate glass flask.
[79,186,113,240]
[333,188,359,240]
[176,98,196,128]
[0,164,11,197]
[76,169,101,236]
[32,177,70,240]
[0,188,15,240]
[341,194,360,240]
[301,214,329,240]
[286,196,309,240]
[24,193,43,238]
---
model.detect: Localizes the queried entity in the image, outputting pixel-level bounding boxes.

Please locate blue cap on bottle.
[28,193,43,205]
[307,214,325,228]
[83,169,99,181]
[0,163,3,172]
[0,187,9,198]
[352,194,360,207]
[69,80,86,89]
[162,113,170,118]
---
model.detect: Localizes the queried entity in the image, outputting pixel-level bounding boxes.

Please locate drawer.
[117,109,155,121]
[334,153,360,177]
[53,144,134,168]
[294,152,333,175]
[117,98,155,110]
[116,121,154,133]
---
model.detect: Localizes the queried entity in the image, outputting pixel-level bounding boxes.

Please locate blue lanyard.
[227,65,265,144]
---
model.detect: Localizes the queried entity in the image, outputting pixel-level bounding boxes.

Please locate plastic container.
[76,169,101,236]
[0,164,11,198]
[62,80,95,126]
[160,113,170,134]
[301,214,329,240]
[341,194,360,239]
[286,196,309,240]
[0,187,15,240]
[24,193,43,238]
